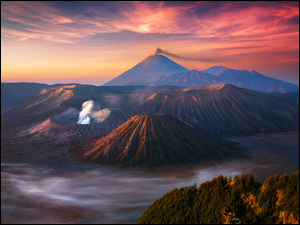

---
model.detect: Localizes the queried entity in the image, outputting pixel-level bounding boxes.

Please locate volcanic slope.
[2,84,299,137]
[1,82,96,109]
[1,85,127,132]
[16,107,131,145]
[155,67,299,92]
[103,53,298,92]
[1,85,75,132]
[154,70,220,87]
[1,84,132,147]
[103,54,188,86]
[212,68,299,93]
[136,84,299,136]
[68,114,245,167]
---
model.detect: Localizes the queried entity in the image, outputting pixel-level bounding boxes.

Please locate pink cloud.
[1,1,298,85]
[1,27,74,43]
[1,1,74,24]
[1,1,298,46]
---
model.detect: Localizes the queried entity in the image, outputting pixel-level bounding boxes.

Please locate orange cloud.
[1,1,299,85]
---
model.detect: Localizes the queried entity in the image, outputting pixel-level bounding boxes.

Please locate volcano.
[103,54,298,93]
[2,84,298,138]
[103,54,188,86]
[11,107,132,147]
[68,114,244,167]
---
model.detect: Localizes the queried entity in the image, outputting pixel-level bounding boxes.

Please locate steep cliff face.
[68,114,244,167]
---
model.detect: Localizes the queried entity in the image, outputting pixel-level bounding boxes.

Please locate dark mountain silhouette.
[68,114,245,167]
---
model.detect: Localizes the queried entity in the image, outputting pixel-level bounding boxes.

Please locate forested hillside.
[136,172,299,224]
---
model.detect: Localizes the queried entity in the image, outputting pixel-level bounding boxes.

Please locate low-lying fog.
[1,131,298,224]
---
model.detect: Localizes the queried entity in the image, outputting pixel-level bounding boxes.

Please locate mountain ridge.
[67,113,245,167]
[103,54,189,86]
[103,54,298,93]
[2,84,298,136]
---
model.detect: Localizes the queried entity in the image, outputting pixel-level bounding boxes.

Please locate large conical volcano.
[103,54,188,86]
[68,114,244,167]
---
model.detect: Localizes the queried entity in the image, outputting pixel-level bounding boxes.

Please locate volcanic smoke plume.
[77,100,99,124]
[155,47,215,62]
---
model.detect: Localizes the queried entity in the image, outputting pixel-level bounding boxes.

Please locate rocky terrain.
[1,83,298,167]
[136,84,299,136]
[68,114,246,167]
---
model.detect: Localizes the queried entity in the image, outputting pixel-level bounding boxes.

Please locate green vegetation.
[136,171,299,224]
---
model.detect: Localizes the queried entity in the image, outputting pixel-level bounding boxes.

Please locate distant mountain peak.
[200,66,229,75]
[103,54,188,86]
[140,54,184,68]
[103,53,298,93]
[211,65,228,69]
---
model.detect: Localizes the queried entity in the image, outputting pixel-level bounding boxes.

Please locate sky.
[1,1,299,85]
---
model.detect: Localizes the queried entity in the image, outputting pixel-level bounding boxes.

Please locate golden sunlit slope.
[68,114,245,167]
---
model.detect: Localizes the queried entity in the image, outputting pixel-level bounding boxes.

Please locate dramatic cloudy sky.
[1,1,299,85]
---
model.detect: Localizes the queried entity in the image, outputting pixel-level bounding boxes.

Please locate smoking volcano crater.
[22,100,131,144]
[50,100,114,125]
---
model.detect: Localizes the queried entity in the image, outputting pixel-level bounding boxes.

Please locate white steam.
[77,100,98,125]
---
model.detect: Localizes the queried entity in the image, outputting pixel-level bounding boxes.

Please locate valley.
[1,52,299,224]
[1,130,298,224]
[2,2,299,223]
